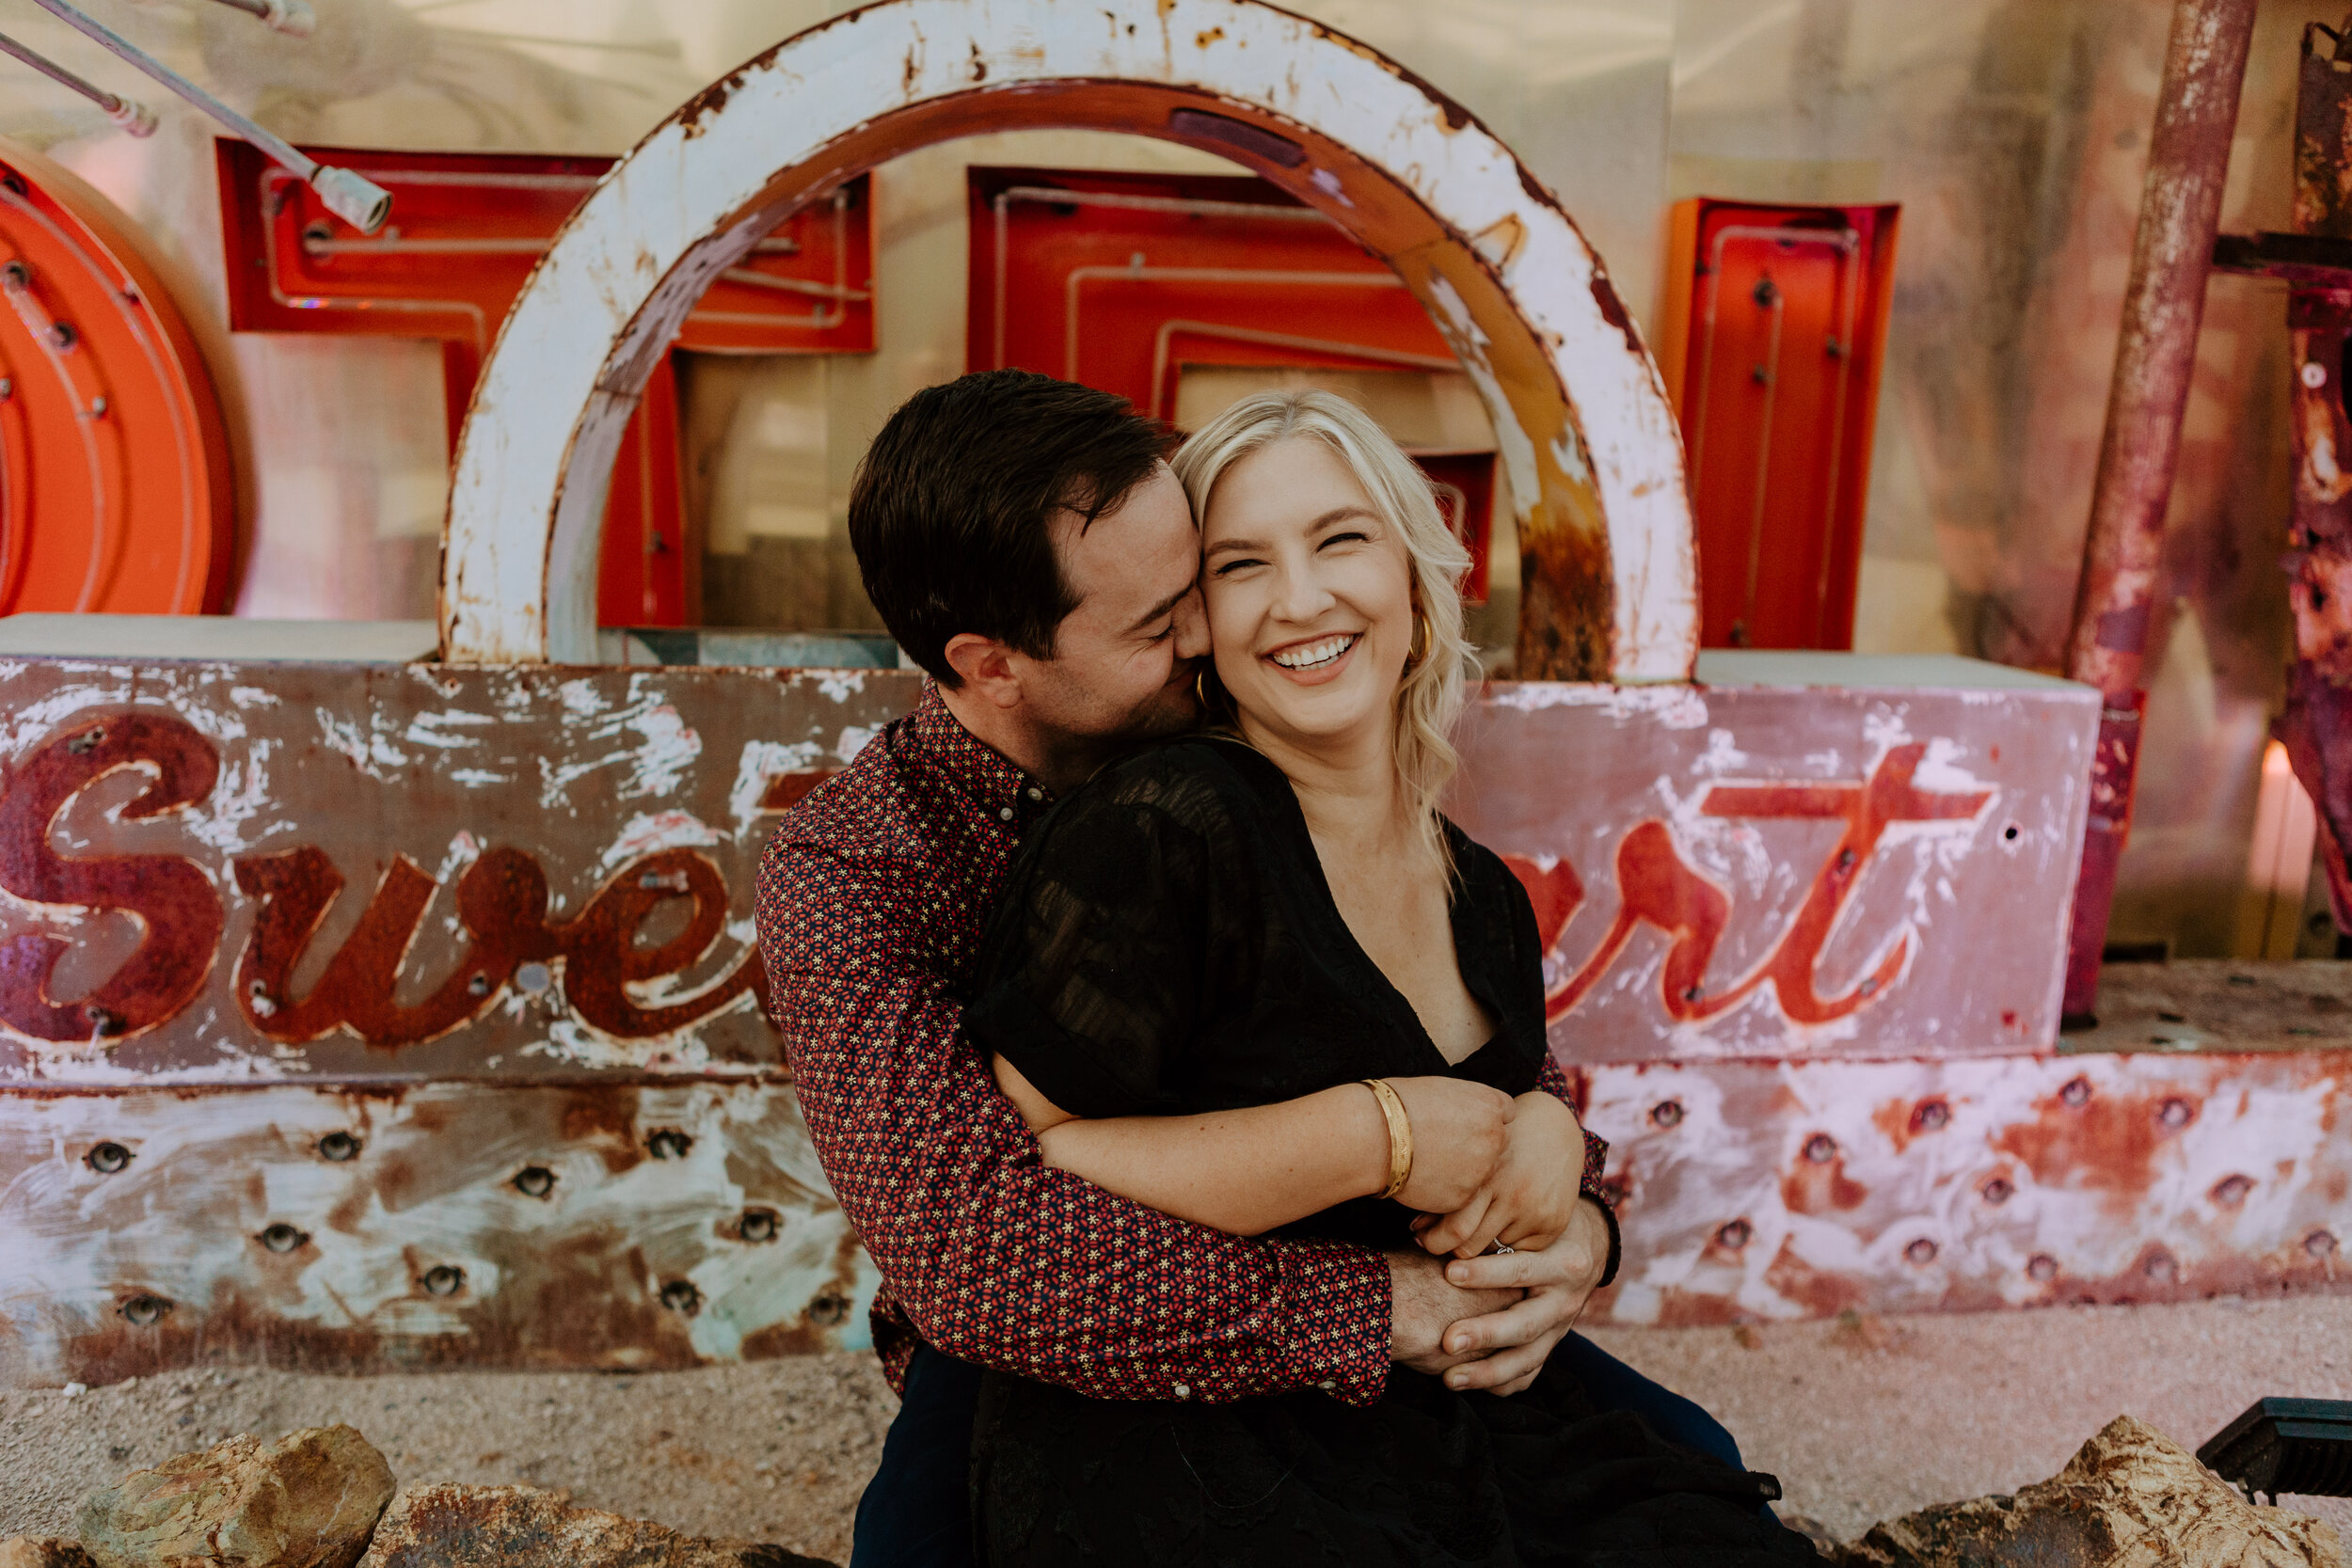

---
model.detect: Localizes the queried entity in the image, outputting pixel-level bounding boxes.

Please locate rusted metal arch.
[437,0,1696,683]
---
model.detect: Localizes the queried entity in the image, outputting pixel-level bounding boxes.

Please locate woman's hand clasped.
[1378,1077,1515,1212]
[1412,1090,1587,1259]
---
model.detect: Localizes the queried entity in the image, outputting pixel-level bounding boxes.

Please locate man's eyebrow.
[1125,580,1195,635]
[1203,505,1378,557]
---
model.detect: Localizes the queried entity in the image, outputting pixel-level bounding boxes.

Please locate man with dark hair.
[755,371,1725,1568]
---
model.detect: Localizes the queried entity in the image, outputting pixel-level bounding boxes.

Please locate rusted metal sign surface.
[0,1081,874,1385]
[0,659,2093,1080]
[3,1051,2340,1383]
[0,659,905,1082]
[2,649,2328,1383]
[1577,1050,2349,1326]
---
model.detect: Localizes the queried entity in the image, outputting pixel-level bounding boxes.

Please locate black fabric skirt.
[972,1356,1821,1567]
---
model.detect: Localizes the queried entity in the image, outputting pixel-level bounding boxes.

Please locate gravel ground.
[5,1293,2347,1560]
[0,1354,895,1563]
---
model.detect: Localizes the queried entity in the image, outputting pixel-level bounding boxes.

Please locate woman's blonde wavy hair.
[1170,389,1480,869]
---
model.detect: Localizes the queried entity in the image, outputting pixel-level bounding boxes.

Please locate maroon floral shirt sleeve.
[761,834,1392,1408]
[1535,1052,1621,1287]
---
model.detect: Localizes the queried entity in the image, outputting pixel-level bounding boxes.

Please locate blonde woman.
[962,392,1806,1565]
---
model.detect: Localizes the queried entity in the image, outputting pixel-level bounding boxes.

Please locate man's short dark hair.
[849,370,1172,686]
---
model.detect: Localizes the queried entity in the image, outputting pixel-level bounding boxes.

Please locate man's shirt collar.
[908,679,1054,828]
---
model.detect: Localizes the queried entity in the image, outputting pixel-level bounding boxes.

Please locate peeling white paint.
[315,709,409,778]
[404,710,496,751]
[729,740,824,838]
[1484,681,1711,729]
[599,810,724,869]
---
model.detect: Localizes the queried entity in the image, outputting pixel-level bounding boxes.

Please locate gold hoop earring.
[1408,610,1436,669]
[1194,667,1213,707]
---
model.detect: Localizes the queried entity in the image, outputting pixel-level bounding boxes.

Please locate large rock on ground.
[75,1425,395,1568]
[1839,1414,2344,1568]
[354,1485,836,1568]
[0,1543,96,1568]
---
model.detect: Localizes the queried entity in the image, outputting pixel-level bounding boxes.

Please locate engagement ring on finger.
[1489,1243,1515,1255]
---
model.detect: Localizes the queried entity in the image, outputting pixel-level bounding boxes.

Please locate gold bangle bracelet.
[1360,1078,1413,1201]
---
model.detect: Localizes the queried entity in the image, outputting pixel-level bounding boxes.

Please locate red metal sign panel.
[970,166,1495,598]
[215,143,874,626]
[1657,199,1899,651]
[0,144,236,617]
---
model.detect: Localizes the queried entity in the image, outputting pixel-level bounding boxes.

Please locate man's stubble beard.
[1116,667,1203,744]
[1021,662,1202,789]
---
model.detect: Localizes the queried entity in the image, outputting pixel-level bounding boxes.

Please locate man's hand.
[1414,1090,1586,1259]
[1430,1197,1612,1396]
[1386,1248,1520,1375]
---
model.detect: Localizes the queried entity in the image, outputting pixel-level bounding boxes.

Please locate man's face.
[1009,463,1208,749]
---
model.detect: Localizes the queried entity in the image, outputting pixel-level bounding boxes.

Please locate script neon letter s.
[0,713,223,1043]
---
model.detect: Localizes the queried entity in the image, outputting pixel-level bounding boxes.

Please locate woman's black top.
[964,737,1811,1567]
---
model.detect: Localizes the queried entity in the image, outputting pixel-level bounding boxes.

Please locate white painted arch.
[438,0,1696,683]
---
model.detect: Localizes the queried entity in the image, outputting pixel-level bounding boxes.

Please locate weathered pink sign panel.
[0,659,908,1083]
[0,656,2096,1083]
[1454,658,2098,1062]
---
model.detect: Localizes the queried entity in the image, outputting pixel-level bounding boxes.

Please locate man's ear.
[943,633,1025,710]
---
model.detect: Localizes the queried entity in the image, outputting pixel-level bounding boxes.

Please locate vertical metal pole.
[2059,0,2259,1023]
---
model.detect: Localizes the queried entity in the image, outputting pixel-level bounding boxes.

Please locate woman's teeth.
[1270,634,1358,671]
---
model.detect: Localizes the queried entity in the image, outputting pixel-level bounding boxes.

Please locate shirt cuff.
[1270,1238,1391,1408]
[1578,1127,1623,1289]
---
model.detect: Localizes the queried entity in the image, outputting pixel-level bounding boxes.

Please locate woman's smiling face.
[1199,434,1416,754]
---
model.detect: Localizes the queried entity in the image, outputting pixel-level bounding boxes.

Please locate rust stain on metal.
[4,1080,873,1383]
[675,65,755,139]
[1993,1079,2166,1210]
[2059,0,2260,1016]
[1581,1053,2350,1327]
[1589,274,1642,359]
[2273,28,2352,942]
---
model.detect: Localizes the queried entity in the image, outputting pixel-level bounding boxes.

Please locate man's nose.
[1171,586,1210,659]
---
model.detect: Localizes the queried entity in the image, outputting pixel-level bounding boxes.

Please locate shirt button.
[1172,1383,1191,1401]
[1025,786,1043,801]
[998,806,1015,821]
[1317,1380,1337,1393]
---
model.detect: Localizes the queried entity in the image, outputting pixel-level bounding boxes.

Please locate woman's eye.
[1320,531,1371,549]
[1213,557,1264,577]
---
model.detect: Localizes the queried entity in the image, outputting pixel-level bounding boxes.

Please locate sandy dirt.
[1583,1293,2352,1542]
[5,1293,2347,1560]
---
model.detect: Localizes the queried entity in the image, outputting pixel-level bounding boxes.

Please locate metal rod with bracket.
[24,0,387,232]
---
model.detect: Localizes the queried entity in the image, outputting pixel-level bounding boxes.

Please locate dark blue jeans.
[848,1337,1743,1568]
